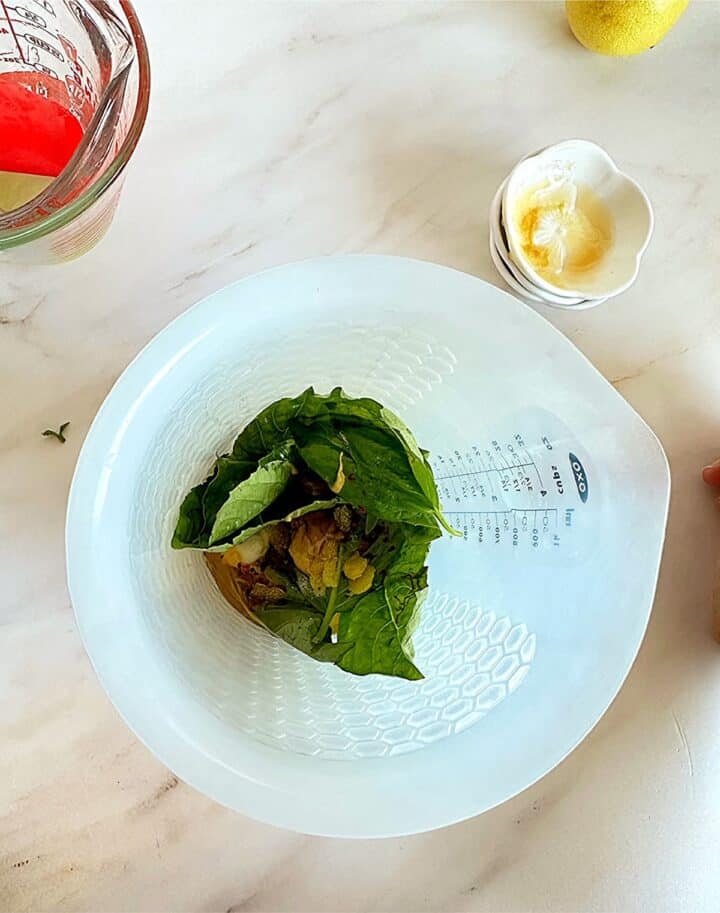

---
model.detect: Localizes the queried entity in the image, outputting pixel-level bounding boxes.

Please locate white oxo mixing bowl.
[67,256,669,837]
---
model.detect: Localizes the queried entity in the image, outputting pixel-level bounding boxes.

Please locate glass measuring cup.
[0,0,149,264]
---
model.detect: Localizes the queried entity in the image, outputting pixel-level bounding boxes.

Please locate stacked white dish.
[489,140,654,310]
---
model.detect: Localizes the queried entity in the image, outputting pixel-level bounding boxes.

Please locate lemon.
[566,0,689,56]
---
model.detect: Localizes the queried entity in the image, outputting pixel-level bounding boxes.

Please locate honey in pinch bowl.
[512,177,614,291]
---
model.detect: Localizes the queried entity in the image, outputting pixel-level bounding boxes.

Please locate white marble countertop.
[2,1,720,910]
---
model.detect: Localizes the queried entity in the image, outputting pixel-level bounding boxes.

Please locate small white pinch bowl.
[489,181,589,308]
[502,140,653,300]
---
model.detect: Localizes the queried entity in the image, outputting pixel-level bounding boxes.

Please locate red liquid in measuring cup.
[0,80,83,177]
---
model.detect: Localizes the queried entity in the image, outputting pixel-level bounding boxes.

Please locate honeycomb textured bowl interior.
[129,322,536,759]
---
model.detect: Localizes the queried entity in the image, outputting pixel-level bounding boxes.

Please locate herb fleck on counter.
[42,421,70,443]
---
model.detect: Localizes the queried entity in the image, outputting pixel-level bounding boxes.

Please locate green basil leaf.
[290,386,457,534]
[227,498,340,547]
[172,457,255,549]
[379,407,458,536]
[336,589,424,680]
[257,438,298,467]
[258,605,353,664]
[229,387,456,532]
[208,459,294,545]
[336,524,436,680]
[171,482,206,549]
[296,422,440,529]
[174,386,456,680]
[201,457,256,531]
[231,390,316,461]
[172,442,297,550]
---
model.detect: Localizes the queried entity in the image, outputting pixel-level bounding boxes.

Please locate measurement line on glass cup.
[1,0,27,62]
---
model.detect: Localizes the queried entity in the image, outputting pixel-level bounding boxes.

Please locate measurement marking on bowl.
[431,426,591,552]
